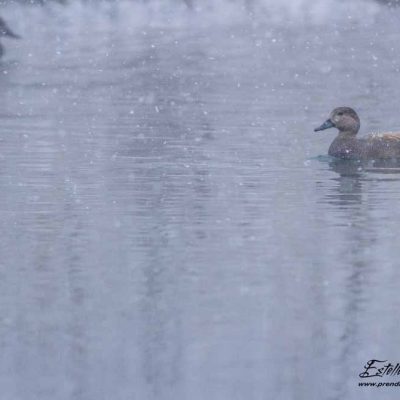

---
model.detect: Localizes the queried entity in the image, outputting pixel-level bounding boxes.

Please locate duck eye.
[337,112,343,116]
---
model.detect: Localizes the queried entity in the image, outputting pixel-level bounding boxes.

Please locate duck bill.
[314,119,334,132]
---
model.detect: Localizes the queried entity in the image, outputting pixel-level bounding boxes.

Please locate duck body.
[328,133,400,160]
[315,107,400,160]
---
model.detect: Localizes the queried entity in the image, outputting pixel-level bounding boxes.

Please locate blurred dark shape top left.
[0,17,21,58]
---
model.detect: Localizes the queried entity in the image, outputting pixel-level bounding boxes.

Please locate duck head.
[314,107,361,136]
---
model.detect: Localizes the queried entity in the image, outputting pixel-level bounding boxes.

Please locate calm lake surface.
[1,1,400,399]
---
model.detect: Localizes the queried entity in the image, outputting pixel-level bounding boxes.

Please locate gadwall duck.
[0,17,20,58]
[314,107,400,159]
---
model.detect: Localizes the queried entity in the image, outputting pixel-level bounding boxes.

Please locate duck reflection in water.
[327,159,364,206]
[325,157,400,208]
[330,157,400,176]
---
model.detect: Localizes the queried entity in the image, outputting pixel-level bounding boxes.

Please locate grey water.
[1,1,400,399]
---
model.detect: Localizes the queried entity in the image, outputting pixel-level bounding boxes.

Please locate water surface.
[0,2,400,399]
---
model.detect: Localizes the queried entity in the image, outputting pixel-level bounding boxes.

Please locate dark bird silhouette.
[0,17,20,58]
